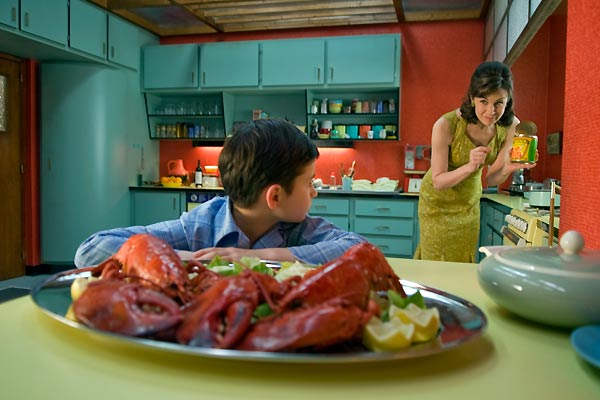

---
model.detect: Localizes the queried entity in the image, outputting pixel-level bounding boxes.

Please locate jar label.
[511,136,538,163]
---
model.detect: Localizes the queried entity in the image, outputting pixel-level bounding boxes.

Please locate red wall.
[561,0,600,248]
[510,4,566,185]
[159,21,484,185]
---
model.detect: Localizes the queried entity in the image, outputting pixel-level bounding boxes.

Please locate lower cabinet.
[131,191,186,226]
[354,199,416,258]
[309,198,350,230]
[478,200,510,261]
[309,196,418,258]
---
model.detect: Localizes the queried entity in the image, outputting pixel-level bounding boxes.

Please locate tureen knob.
[559,230,585,255]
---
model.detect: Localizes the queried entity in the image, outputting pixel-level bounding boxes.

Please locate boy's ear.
[265,184,282,209]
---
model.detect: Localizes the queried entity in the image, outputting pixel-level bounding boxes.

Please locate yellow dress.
[414,111,507,262]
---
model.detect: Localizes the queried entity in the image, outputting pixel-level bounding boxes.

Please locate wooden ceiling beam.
[391,0,405,22]
[211,7,397,24]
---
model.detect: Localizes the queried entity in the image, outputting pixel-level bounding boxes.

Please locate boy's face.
[277,160,317,222]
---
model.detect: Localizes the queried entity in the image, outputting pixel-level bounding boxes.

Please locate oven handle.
[501,226,527,247]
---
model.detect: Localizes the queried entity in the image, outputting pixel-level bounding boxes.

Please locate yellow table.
[1,259,598,400]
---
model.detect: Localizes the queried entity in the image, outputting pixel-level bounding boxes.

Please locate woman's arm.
[429,114,490,190]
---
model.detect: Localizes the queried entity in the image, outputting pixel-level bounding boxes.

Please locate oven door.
[501,226,528,247]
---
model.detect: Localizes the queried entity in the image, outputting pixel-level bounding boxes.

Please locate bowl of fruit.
[160,176,183,188]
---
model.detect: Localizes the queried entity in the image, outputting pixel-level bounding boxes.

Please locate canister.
[511,121,538,163]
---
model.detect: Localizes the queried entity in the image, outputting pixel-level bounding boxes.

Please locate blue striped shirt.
[74,196,367,268]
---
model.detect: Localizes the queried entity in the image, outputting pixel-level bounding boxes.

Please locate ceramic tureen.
[478,231,600,328]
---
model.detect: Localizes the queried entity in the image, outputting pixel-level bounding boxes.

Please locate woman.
[414,61,535,262]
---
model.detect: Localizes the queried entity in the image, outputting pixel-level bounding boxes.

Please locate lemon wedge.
[363,316,415,352]
[390,303,440,342]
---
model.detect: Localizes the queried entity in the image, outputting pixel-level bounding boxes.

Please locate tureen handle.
[559,230,585,255]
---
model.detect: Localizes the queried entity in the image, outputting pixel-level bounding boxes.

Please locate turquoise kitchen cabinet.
[69,0,107,60]
[143,44,199,89]
[108,15,141,70]
[326,35,399,86]
[41,63,144,264]
[20,0,68,45]
[354,199,416,257]
[131,191,184,226]
[0,0,18,28]
[478,200,510,261]
[200,41,259,88]
[71,3,142,69]
[309,198,350,230]
[261,38,325,86]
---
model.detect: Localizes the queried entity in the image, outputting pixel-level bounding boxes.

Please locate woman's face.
[472,89,509,127]
[277,160,317,222]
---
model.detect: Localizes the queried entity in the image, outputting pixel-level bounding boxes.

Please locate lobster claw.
[73,279,181,337]
[176,270,283,349]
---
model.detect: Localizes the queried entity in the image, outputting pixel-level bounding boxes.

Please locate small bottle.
[310,118,319,139]
[195,160,203,187]
[321,98,328,114]
[330,171,336,189]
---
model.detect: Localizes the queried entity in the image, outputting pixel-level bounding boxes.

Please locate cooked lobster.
[72,279,181,336]
[71,235,406,353]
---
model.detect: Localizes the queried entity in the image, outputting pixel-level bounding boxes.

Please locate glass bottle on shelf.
[310,118,319,139]
[195,160,203,187]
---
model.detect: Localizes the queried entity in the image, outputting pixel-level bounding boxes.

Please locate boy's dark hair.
[218,119,319,207]
[459,61,515,127]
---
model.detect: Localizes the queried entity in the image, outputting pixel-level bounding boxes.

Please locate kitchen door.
[0,53,24,280]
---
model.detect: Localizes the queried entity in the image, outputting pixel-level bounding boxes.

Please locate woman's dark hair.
[218,119,319,207]
[459,61,515,126]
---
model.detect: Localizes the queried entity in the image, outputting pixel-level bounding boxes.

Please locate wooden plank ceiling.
[89,0,490,37]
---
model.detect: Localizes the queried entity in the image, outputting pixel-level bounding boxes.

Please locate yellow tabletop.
[1,259,598,400]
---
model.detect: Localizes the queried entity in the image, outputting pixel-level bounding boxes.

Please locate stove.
[502,209,558,247]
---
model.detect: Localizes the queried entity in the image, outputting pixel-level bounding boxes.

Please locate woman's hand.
[469,146,491,171]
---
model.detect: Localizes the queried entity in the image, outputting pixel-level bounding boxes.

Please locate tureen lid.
[491,231,600,278]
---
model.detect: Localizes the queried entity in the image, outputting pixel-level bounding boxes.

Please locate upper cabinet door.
[0,0,18,28]
[70,0,108,60]
[200,42,259,88]
[261,38,325,86]
[143,44,199,89]
[108,15,140,70]
[326,35,399,86]
[20,0,68,45]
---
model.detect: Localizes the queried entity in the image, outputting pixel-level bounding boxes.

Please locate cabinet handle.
[11,7,16,22]
[375,207,391,212]
[102,42,106,55]
[379,245,389,250]
[376,226,390,231]
[111,46,115,59]
[330,67,334,81]
[24,12,29,27]
[314,205,327,210]
[173,198,176,210]
[317,67,320,81]
[202,72,205,85]
[191,71,195,84]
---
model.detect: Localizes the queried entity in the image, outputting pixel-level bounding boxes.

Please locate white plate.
[31,269,487,364]
[571,325,600,368]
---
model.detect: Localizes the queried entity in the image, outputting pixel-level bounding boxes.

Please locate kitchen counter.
[1,259,597,399]
[131,185,225,192]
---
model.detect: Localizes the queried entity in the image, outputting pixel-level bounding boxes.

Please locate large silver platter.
[30,269,487,363]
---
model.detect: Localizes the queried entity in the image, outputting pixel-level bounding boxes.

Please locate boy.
[74,119,367,268]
